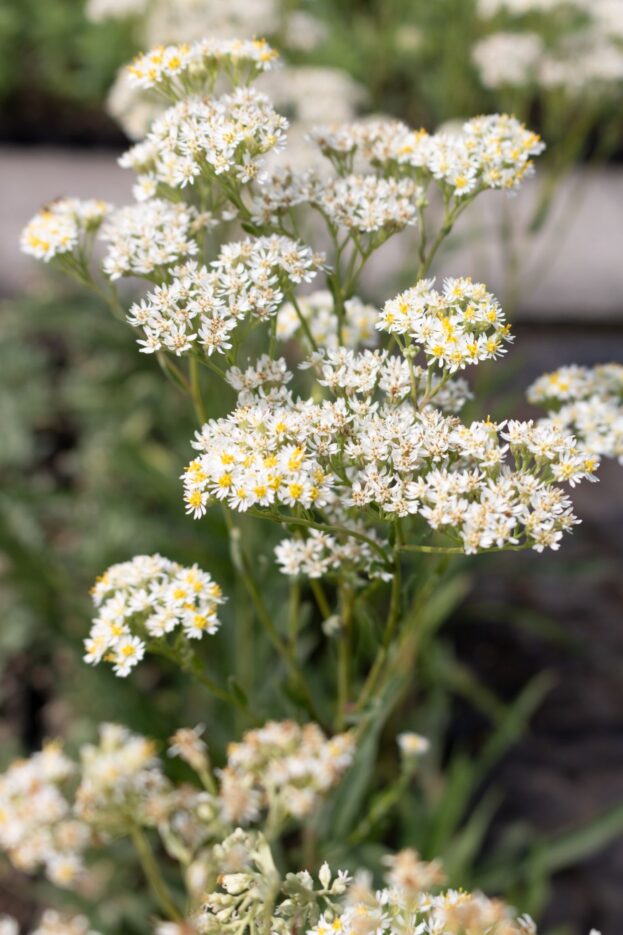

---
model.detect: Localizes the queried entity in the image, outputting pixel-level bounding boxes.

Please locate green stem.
[222,508,322,723]
[398,543,530,555]
[356,524,402,711]
[335,583,355,731]
[417,197,472,279]
[130,825,183,922]
[288,292,319,353]
[248,509,390,566]
[310,579,333,621]
[288,578,301,655]
[190,356,207,424]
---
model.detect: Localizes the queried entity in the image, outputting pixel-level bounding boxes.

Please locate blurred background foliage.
[2,0,623,156]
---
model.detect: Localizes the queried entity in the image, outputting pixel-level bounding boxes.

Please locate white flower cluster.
[377,277,512,372]
[275,526,390,581]
[85,553,225,677]
[0,717,353,902]
[217,721,355,824]
[74,723,166,830]
[304,347,471,411]
[119,88,287,195]
[200,839,586,935]
[251,115,543,239]
[100,199,200,280]
[20,198,110,263]
[225,354,292,404]
[472,32,545,89]
[183,337,596,553]
[473,32,623,92]
[127,237,322,357]
[183,395,336,516]
[309,114,545,195]
[0,912,102,935]
[304,849,538,935]
[277,290,379,351]
[474,0,623,93]
[308,887,537,935]
[125,37,278,94]
[528,363,623,463]
[315,175,423,235]
[0,743,91,889]
[86,0,148,20]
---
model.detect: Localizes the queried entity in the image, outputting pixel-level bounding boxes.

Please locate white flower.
[397,732,430,757]
[473,32,545,89]
[120,88,287,195]
[21,198,110,262]
[377,277,512,372]
[125,38,278,94]
[100,199,201,280]
[126,238,322,358]
[86,554,225,677]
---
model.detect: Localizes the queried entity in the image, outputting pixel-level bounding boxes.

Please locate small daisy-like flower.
[397,732,430,757]
[219,721,355,825]
[125,37,279,96]
[119,88,287,196]
[0,743,91,890]
[21,198,110,263]
[86,554,226,678]
[377,277,513,372]
[100,199,201,280]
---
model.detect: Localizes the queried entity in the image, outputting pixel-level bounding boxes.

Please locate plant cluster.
[10,30,623,935]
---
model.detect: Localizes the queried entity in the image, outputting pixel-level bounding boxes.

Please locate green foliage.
[0,0,135,107]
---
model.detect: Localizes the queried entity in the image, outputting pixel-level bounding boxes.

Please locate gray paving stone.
[0,147,133,297]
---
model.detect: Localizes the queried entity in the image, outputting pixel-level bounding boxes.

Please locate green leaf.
[476,671,555,780]
[424,754,476,858]
[227,675,250,710]
[530,803,623,877]
[442,787,502,885]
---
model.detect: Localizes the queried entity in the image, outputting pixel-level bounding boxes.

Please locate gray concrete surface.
[2,146,623,319]
[0,147,133,296]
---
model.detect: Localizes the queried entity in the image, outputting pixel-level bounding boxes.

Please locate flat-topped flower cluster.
[197,832,600,935]
[121,88,288,197]
[529,363,623,464]
[218,721,355,825]
[127,238,322,357]
[308,114,545,193]
[377,277,512,372]
[20,198,110,263]
[125,37,279,94]
[0,742,91,890]
[86,554,226,676]
[182,340,597,557]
